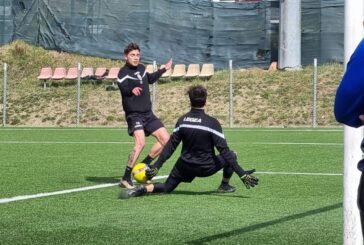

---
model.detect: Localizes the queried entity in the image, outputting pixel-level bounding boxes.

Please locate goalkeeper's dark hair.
[188,85,207,108]
[124,42,140,55]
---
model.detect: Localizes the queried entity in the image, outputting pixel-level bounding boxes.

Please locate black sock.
[221,180,229,185]
[122,166,132,180]
[141,155,154,165]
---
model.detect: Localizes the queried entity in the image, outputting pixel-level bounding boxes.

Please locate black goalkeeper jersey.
[156,108,237,166]
[117,63,165,116]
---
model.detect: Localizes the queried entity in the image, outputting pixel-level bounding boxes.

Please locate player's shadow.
[172,190,249,199]
[186,202,342,244]
[85,176,120,183]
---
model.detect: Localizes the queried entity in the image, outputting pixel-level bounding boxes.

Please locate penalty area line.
[256,171,342,176]
[0,175,168,204]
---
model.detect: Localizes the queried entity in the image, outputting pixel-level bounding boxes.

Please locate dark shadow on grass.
[187,202,342,244]
[172,190,249,199]
[85,176,120,183]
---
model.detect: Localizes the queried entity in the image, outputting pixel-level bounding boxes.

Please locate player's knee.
[225,150,237,164]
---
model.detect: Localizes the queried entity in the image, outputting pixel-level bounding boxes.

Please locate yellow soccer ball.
[132,163,149,183]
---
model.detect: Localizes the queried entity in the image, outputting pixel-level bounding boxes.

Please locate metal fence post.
[152,60,157,111]
[229,60,233,128]
[76,63,81,126]
[312,58,317,128]
[2,63,7,127]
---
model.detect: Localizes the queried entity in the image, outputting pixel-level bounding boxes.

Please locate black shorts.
[126,112,164,136]
[170,156,226,183]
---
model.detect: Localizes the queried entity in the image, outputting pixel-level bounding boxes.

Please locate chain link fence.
[1,59,341,128]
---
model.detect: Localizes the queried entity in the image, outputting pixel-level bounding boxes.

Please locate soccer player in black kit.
[117,42,172,189]
[121,85,258,198]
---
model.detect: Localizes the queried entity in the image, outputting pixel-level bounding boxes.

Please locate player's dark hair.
[188,85,207,108]
[124,42,140,55]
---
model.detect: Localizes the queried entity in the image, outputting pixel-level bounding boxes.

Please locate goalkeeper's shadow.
[186,202,342,245]
[171,190,250,199]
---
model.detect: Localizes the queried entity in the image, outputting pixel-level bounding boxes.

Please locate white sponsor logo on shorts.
[134,121,142,128]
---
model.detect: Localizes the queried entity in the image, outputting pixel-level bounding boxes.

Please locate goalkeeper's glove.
[240,169,259,189]
[146,166,159,180]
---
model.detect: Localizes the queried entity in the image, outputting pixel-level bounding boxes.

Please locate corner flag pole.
[343,1,364,244]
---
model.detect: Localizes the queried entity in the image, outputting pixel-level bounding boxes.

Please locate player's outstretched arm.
[164,58,173,70]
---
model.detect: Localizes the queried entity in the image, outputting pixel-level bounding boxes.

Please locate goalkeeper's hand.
[146,166,158,180]
[240,169,259,189]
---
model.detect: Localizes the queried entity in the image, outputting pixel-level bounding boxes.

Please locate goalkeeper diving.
[121,85,258,198]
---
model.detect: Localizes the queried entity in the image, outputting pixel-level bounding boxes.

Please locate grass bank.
[0,40,343,127]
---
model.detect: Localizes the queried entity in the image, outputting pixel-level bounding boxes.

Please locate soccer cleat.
[119,178,135,189]
[125,186,147,198]
[217,183,236,193]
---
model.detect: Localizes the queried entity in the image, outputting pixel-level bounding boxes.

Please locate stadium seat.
[81,67,94,79]
[145,64,155,73]
[170,64,186,79]
[268,61,278,72]
[105,67,120,80]
[185,64,200,79]
[65,67,78,80]
[199,64,214,79]
[51,67,67,80]
[94,67,108,79]
[37,67,53,80]
[105,67,120,91]
[160,65,172,78]
[37,67,53,88]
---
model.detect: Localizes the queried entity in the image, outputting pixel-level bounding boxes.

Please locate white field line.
[248,142,342,146]
[256,171,342,176]
[0,141,134,144]
[0,171,342,204]
[0,128,342,132]
[0,175,168,204]
[0,141,342,146]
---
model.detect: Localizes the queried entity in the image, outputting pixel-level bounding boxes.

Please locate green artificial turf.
[0,128,343,244]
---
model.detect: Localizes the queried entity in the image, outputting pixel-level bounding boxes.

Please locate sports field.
[0,128,343,244]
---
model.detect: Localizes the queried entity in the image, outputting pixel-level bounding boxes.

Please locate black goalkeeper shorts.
[170,156,225,183]
[126,112,164,136]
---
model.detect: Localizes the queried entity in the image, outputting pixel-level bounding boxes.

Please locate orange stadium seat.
[51,67,67,80]
[37,67,53,88]
[185,64,200,79]
[145,64,155,73]
[199,64,214,79]
[160,64,172,78]
[37,67,53,80]
[81,67,94,79]
[65,67,78,80]
[105,67,120,80]
[170,64,186,79]
[94,67,107,79]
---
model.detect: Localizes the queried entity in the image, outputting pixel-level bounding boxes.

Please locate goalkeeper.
[122,85,258,198]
